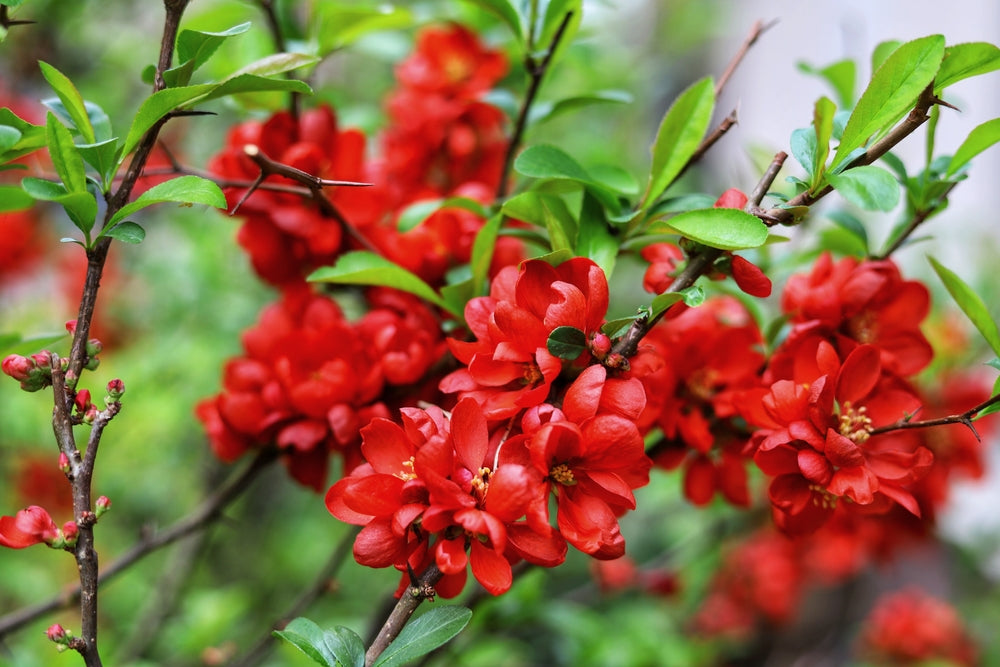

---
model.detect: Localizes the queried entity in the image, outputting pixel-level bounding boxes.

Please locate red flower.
[440,257,610,419]
[394,24,508,97]
[0,506,61,548]
[857,588,978,666]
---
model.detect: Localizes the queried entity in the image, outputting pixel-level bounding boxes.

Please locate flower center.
[549,463,576,485]
[838,402,873,444]
[809,483,838,508]
[847,311,878,344]
[522,362,543,387]
[395,457,417,481]
[470,466,492,502]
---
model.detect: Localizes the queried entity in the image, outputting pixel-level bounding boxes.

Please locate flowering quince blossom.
[440,257,611,419]
[196,284,444,491]
[0,506,75,549]
[630,297,765,507]
[327,398,565,597]
[748,342,933,534]
[857,588,978,666]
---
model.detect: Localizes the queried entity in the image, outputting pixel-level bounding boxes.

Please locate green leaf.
[121,84,213,158]
[810,96,836,190]
[641,76,715,209]
[871,40,902,71]
[45,112,87,193]
[396,197,487,232]
[0,109,47,162]
[309,252,460,318]
[21,176,68,200]
[547,325,587,360]
[826,165,900,211]
[826,209,869,255]
[463,0,523,41]
[77,138,121,190]
[372,606,473,667]
[789,127,817,180]
[0,185,33,212]
[106,175,226,228]
[797,59,855,108]
[514,144,590,182]
[680,285,705,307]
[272,617,337,667]
[0,124,21,153]
[23,176,97,236]
[601,316,636,338]
[226,52,319,80]
[587,164,639,196]
[649,292,684,320]
[577,191,617,279]
[172,22,252,86]
[929,255,1000,358]
[947,118,1000,177]
[104,221,146,244]
[648,207,768,251]
[502,191,576,254]
[832,35,945,170]
[935,42,1000,93]
[313,5,413,54]
[39,61,95,144]
[537,0,582,70]
[0,331,68,357]
[529,90,632,126]
[471,213,503,294]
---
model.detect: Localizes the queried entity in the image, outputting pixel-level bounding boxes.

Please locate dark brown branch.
[0,449,276,641]
[715,19,778,97]
[870,393,1000,438]
[496,11,575,200]
[230,526,362,667]
[873,180,959,259]
[0,4,35,28]
[365,564,444,667]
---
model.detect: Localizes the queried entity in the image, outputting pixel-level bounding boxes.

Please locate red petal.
[836,344,881,404]
[683,456,717,506]
[435,537,468,575]
[506,523,567,567]
[731,255,772,298]
[451,398,489,472]
[470,539,513,595]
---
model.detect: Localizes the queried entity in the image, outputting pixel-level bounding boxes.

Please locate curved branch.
[365,564,443,667]
[871,393,1000,438]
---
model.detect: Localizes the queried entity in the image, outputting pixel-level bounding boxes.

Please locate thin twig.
[365,564,443,667]
[715,19,778,97]
[873,180,959,259]
[0,449,276,641]
[230,525,362,667]
[870,393,1000,438]
[496,11,575,200]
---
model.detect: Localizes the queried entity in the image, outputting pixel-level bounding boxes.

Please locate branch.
[364,564,443,667]
[873,180,959,259]
[230,526,362,667]
[870,393,1000,438]
[715,19,778,97]
[0,449,276,641]
[496,10,575,200]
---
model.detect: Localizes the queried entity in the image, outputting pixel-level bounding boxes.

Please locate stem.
[874,180,958,259]
[496,11,575,200]
[714,19,778,97]
[870,393,1000,438]
[365,564,443,667]
[230,525,362,667]
[0,449,276,642]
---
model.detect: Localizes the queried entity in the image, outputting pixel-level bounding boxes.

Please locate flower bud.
[61,521,79,547]
[85,338,103,357]
[65,320,77,335]
[2,354,33,381]
[604,353,630,371]
[64,369,79,390]
[83,406,98,425]
[46,623,69,643]
[588,332,612,360]
[95,496,111,518]
[106,378,125,401]
[74,389,92,413]
[58,452,71,474]
[84,356,100,372]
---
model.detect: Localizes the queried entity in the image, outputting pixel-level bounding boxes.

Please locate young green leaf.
[649,292,684,320]
[946,117,1000,177]
[514,144,590,182]
[272,617,338,667]
[0,109,48,163]
[547,325,587,360]
[198,74,312,104]
[826,210,870,255]
[928,255,1000,358]
[396,197,487,232]
[641,76,715,209]
[106,175,226,228]
[537,0,582,69]
[224,52,320,80]
[0,185,32,212]
[831,35,945,170]
[797,59,856,108]
[871,40,903,71]
[45,112,87,193]
[175,22,252,84]
[372,606,473,667]
[39,61,95,144]
[77,138,121,191]
[0,124,21,153]
[647,207,768,251]
[462,0,523,41]
[471,212,502,294]
[826,165,900,211]
[104,221,146,244]
[577,191,617,279]
[789,127,817,180]
[935,42,1000,93]
[121,84,214,158]
[309,251,461,319]
[528,90,632,126]
[313,4,413,54]
[810,96,836,190]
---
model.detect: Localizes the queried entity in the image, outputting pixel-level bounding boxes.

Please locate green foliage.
[273,618,366,667]
[547,325,587,360]
[935,42,1000,93]
[929,256,1000,358]
[797,59,856,107]
[832,35,945,169]
[311,4,413,55]
[396,197,488,233]
[947,117,1000,177]
[38,61,96,143]
[641,76,714,210]
[647,208,768,251]
[826,165,900,211]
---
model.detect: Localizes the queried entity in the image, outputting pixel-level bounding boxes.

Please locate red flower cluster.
[857,588,978,666]
[196,285,445,491]
[632,297,765,506]
[746,253,936,534]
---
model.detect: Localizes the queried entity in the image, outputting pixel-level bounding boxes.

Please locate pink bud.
[65,320,77,334]
[85,338,102,357]
[46,623,68,643]
[106,378,125,400]
[588,333,612,360]
[31,350,52,367]
[74,389,92,413]
[95,496,111,518]
[83,406,98,425]
[58,452,70,474]
[61,521,79,546]
[2,354,33,382]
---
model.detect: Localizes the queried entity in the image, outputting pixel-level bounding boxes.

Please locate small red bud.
[106,378,125,401]
[65,320,77,334]
[58,452,71,474]
[83,406,98,425]
[604,353,630,371]
[95,496,111,518]
[588,333,612,360]
[61,521,79,547]
[85,338,102,357]
[2,354,33,381]
[74,389,92,413]
[46,623,68,643]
